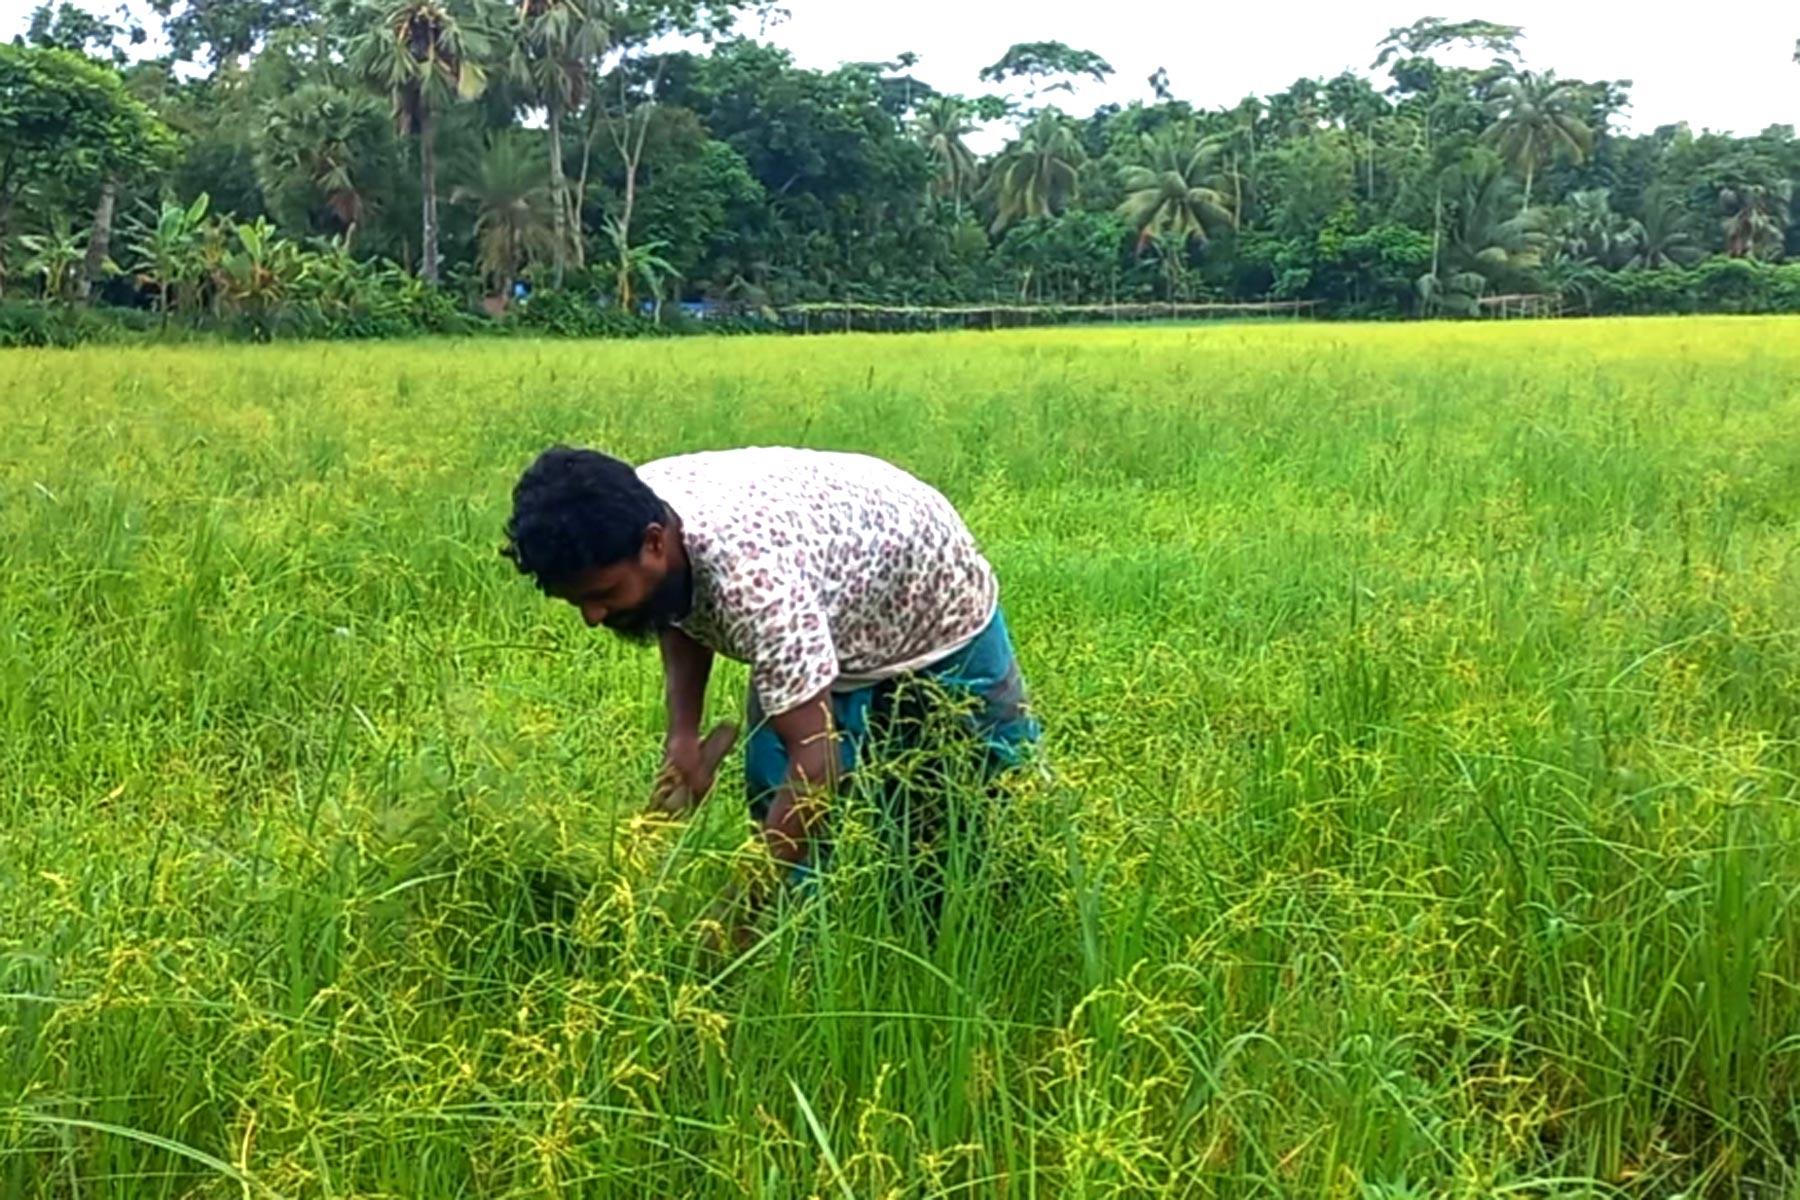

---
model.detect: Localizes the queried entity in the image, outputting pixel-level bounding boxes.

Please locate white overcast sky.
[751,1,1798,137]
[4,0,1796,137]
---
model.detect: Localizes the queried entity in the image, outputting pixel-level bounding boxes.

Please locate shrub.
[0,302,161,347]
[510,288,672,338]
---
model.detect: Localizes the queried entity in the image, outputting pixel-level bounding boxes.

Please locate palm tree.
[1559,188,1634,268]
[1481,70,1592,210]
[1117,129,1235,249]
[260,83,390,235]
[1324,71,1388,203]
[1221,97,1263,227]
[1117,129,1235,298]
[1417,152,1551,315]
[1623,188,1700,269]
[913,95,978,216]
[351,0,492,283]
[1719,179,1791,260]
[509,0,608,283]
[983,108,1085,233]
[1266,81,1324,140]
[452,134,561,302]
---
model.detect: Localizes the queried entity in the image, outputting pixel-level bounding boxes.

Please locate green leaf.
[788,1078,856,1200]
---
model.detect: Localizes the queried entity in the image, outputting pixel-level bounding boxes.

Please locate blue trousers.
[743,607,1039,822]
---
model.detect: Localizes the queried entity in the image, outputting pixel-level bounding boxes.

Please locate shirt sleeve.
[745,587,839,716]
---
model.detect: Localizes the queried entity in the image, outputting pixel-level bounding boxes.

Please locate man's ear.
[642,521,668,564]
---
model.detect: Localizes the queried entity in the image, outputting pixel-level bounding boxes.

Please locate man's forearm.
[660,629,713,741]
[762,733,834,866]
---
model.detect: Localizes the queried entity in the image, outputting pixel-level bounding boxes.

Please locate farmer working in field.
[501,445,1039,908]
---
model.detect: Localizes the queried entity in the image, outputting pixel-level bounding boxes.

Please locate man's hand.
[699,874,773,957]
[653,627,720,817]
[648,722,738,817]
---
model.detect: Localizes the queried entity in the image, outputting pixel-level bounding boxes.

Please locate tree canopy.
[4,4,1800,327]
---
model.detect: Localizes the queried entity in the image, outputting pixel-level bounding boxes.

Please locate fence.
[1476,293,1563,319]
[688,299,1320,334]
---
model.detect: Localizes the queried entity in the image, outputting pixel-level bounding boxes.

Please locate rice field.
[3,318,1799,1198]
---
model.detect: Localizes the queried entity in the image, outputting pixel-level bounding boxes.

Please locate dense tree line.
[3,3,1799,340]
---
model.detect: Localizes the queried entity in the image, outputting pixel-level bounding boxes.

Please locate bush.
[0,302,161,347]
[1585,261,1800,316]
[510,288,673,338]
[272,255,481,340]
[6,255,1800,347]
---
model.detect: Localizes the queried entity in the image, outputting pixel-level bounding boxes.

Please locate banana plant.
[130,193,210,320]
[218,217,304,336]
[18,218,87,303]
[605,215,676,315]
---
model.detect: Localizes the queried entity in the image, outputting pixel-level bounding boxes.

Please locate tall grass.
[3,318,1798,1198]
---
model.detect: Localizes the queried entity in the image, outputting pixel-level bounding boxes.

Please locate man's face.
[549,523,689,644]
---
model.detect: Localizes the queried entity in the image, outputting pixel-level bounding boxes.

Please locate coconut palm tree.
[509,0,608,283]
[1481,69,1592,210]
[983,108,1085,233]
[260,83,391,235]
[1117,129,1235,250]
[1622,187,1700,269]
[913,95,978,215]
[1558,188,1634,268]
[1116,129,1235,298]
[1719,179,1791,260]
[452,134,561,302]
[1417,151,1551,315]
[350,0,492,283]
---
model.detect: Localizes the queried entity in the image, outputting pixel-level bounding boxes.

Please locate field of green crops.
[4,319,1799,1198]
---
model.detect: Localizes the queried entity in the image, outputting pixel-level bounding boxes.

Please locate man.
[501,445,1038,902]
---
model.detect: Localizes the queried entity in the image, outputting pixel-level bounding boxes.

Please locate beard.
[603,563,693,645]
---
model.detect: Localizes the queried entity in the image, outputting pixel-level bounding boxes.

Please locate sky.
[3,0,1796,141]
[751,1,1797,138]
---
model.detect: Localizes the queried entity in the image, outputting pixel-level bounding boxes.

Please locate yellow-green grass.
[3,319,1798,1198]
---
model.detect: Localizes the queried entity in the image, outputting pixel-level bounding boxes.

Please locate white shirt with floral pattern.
[637,447,998,715]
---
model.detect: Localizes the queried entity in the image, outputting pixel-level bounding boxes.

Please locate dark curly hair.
[502,446,668,592]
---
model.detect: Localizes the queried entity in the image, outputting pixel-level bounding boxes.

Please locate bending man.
[502,445,1039,895]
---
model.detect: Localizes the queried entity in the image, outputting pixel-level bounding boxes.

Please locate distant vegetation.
[3,6,1799,341]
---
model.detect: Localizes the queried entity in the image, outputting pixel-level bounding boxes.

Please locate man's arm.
[762,687,836,867]
[660,627,715,790]
[700,689,834,953]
